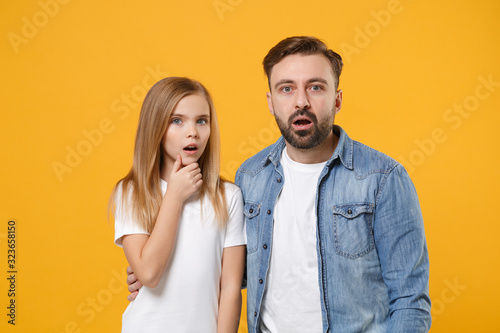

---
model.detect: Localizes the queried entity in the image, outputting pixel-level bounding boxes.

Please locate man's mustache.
[288,109,318,125]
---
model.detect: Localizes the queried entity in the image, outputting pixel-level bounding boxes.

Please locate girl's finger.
[171,155,182,174]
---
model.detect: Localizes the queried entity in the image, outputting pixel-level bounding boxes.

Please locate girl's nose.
[187,124,198,138]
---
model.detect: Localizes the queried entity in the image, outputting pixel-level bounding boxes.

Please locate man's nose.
[295,89,310,110]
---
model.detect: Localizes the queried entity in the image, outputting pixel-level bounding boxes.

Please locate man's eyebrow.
[273,78,329,90]
[307,78,329,85]
[274,79,294,90]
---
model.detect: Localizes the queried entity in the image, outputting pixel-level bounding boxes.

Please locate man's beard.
[274,108,334,149]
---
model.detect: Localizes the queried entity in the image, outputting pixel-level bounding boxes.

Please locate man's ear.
[335,89,343,114]
[266,92,274,116]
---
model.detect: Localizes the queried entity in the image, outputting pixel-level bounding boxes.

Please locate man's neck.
[285,132,339,164]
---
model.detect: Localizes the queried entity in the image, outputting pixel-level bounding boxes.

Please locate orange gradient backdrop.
[1,0,500,331]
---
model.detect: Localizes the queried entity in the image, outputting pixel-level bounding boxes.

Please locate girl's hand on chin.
[166,155,203,203]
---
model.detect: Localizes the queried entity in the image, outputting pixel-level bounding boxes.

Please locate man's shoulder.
[236,140,281,177]
[349,139,400,175]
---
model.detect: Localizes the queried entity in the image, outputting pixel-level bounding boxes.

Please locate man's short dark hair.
[263,36,343,89]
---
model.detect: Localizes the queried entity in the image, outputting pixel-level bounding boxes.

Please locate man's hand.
[126,265,143,301]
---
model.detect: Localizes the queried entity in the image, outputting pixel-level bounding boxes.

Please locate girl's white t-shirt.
[114,180,246,333]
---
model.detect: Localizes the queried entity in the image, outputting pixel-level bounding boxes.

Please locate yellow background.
[1,0,499,331]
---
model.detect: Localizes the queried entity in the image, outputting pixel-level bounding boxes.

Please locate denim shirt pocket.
[332,203,375,259]
[244,201,261,254]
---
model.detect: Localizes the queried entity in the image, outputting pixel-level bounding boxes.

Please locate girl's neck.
[160,165,171,183]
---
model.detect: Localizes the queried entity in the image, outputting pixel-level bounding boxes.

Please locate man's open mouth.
[294,119,312,126]
[292,117,313,130]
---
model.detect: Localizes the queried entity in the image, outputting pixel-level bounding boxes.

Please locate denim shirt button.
[254,312,257,317]
[263,244,267,249]
[249,208,253,213]
[277,178,282,183]
[267,210,271,215]
[347,208,352,214]
[259,279,263,284]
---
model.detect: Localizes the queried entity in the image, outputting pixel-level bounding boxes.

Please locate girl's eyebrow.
[170,113,210,118]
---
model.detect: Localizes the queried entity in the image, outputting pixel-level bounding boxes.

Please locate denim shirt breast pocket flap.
[243,202,260,253]
[332,203,375,259]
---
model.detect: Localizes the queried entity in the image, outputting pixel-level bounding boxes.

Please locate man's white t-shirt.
[114,180,246,333]
[260,147,325,333]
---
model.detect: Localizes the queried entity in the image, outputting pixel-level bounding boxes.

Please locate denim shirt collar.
[262,125,354,170]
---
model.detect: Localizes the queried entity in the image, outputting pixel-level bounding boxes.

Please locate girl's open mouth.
[183,144,198,154]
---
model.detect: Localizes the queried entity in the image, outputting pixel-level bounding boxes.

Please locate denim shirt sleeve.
[374,164,432,332]
[234,170,247,290]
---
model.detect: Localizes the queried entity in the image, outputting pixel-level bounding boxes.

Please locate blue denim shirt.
[235,126,431,333]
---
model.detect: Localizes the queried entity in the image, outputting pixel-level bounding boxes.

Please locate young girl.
[110,77,246,332]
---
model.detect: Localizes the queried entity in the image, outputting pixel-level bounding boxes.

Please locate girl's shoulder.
[220,181,243,209]
[115,180,132,200]
[222,180,242,197]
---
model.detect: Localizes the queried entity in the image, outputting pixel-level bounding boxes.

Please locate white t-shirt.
[261,147,325,333]
[114,180,246,333]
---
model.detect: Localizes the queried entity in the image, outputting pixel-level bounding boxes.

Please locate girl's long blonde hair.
[109,77,227,233]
